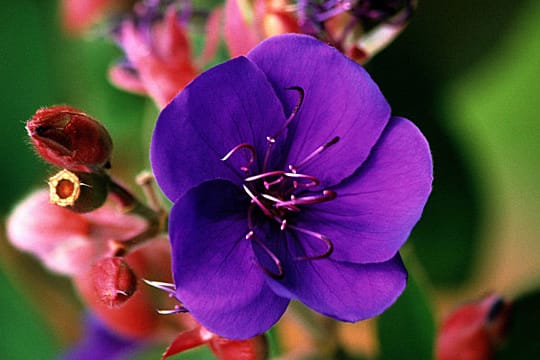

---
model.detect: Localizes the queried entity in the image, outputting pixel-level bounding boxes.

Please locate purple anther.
[291,136,340,171]
[283,172,320,188]
[262,86,305,172]
[244,170,286,183]
[272,86,305,140]
[221,143,257,172]
[251,234,284,279]
[287,224,334,260]
[264,176,284,190]
[243,184,273,218]
[276,189,337,208]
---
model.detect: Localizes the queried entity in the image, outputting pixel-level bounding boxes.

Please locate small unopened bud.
[436,294,511,360]
[26,105,113,171]
[91,257,137,307]
[48,169,108,213]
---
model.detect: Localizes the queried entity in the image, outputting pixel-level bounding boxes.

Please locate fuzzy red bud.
[91,257,137,307]
[26,105,113,171]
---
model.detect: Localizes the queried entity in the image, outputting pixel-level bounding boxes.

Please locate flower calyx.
[91,257,138,307]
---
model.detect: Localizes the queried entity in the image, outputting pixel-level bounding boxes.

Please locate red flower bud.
[48,169,109,213]
[436,294,511,360]
[26,105,113,171]
[91,257,137,307]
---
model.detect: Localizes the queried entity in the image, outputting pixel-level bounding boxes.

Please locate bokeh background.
[1,0,539,358]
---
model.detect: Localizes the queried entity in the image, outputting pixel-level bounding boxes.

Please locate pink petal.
[162,326,212,359]
[224,0,261,56]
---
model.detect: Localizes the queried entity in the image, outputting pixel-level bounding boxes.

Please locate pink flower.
[110,4,220,108]
[224,0,300,57]
[223,0,416,63]
[6,190,146,275]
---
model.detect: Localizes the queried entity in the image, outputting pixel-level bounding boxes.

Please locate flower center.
[221,87,339,278]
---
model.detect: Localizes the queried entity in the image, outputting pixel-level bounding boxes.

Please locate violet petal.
[263,237,408,321]
[247,34,391,188]
[169,180,289,339]
[151,57,286,202]
[295,116,433,263]
[61,314,143,360]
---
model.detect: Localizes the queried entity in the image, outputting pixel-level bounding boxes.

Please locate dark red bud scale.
[91,257,138,308]
[26,105,113,171]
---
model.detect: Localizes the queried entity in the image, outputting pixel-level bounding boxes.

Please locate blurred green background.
[1,0,539,358]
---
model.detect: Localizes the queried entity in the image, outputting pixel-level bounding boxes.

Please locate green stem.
[107,177,164,256]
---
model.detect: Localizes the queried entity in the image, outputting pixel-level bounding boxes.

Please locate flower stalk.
[106,176,164,256]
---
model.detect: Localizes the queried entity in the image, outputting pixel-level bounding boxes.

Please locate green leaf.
[0,0,53,215]
[0,266,59,359]
[377,274,435,360]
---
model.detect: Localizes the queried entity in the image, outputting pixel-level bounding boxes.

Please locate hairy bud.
[26,105,113,171]
[91,257,137,307]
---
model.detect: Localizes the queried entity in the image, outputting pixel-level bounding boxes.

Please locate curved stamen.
[273,86,305,139]
[289,136,340,173]
[260,193,301,212]
[243,184,273,218]
[246,170,287,191]
[260,193,282,203]
[143,279,176,296]
[263,86,305,172]
[157,305,189,315]
[276,190,337,208]
[246,205,285,278]
[250,233,284,279]
[143,279,189,314]
[264,176,284,190]
[221,143,256,172]
[287,224,334,260]
[244,170,285,183]
[283,172,320,189]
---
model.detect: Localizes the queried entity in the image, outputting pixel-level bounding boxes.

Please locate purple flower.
[151,34,432,339]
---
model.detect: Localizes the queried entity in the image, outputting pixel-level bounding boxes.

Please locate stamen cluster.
[222,87,339,277]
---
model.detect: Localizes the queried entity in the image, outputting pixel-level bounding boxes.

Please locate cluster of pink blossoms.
[8,105,266,358]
